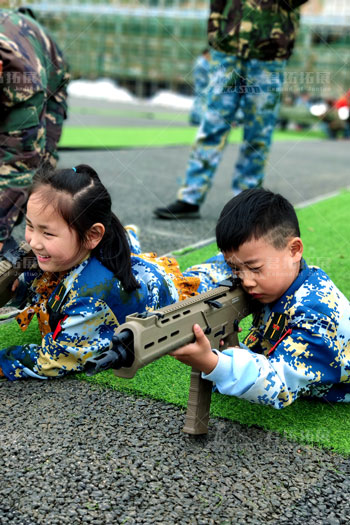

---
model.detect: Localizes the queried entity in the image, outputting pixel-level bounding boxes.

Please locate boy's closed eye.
[247,265,263,273]
[229,263,262,274]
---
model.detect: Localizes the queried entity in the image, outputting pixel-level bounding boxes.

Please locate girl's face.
[25,192,91,273]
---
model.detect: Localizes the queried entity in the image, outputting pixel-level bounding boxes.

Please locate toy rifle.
[86,277,252,435]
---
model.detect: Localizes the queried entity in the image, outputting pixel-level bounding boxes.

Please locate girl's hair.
[29,164,140,292]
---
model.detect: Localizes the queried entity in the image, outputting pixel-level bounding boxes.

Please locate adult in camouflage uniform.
[0,8,69,246]
[154,0,308,219]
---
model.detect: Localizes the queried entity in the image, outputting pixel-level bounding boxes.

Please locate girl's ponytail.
[95,212,140,292]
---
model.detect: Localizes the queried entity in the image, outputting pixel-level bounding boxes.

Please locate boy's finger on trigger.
[193,323,205,339]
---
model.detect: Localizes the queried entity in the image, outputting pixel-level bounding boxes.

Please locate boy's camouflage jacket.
[203,260,350,408]
[208,0,308,60]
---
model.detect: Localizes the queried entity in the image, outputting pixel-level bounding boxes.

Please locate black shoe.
[153,201,200,220]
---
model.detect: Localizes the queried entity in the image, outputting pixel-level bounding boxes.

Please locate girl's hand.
[170,323,219,375]
[11,279,19,292]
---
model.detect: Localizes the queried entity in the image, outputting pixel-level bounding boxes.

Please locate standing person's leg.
[43,103,67,168]
[0,87,47,252]
[344,118,350,139]
[44,72,69,168]
[0,124,46,251]
[0,187,29,250]
[154,51,241,219]
[0,127,44,252]
[232,59,286,194]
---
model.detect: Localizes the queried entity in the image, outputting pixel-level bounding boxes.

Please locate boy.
[171,189,350,408]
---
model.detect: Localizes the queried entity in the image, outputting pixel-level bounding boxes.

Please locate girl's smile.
[25,192,91,273]
[36,254,51,263]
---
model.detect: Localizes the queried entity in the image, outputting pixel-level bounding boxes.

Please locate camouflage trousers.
[178,50,286,205]
[189,92,207,126]
[0,186,29,241]
[0,102,65,242]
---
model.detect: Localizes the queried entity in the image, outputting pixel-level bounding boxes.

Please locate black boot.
[153,200,200,220]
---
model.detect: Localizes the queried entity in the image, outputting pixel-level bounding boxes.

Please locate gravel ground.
[1,378,350,525]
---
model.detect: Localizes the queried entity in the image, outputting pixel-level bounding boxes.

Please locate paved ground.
[13,96,349,255]
[58,98,350,254]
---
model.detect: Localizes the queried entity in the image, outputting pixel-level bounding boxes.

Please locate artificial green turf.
[1,191,349,453]
[59,125,325,149]
[295,190,350,298]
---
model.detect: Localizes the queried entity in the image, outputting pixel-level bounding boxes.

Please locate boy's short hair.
[216,188,300,252]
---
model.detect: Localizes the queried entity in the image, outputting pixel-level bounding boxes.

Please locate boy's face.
[223,236,303,304]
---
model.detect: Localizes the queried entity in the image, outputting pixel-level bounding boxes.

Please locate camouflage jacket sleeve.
[0,293,119,380]
[202,317,343,409]
[208,0,228,43]
[43,19,70,126]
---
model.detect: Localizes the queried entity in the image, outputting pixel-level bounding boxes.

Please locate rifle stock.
[111,277,252,435]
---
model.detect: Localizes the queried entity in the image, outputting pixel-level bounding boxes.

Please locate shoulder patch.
[265,313,288,342]
[48,283,67,312]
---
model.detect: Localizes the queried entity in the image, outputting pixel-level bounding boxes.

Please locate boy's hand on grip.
[170,323,219,375]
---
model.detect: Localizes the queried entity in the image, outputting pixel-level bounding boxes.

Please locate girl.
[0,164,231,380]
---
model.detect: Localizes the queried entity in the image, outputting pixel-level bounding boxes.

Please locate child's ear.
[289,237,303,261]
[85,223,105,250]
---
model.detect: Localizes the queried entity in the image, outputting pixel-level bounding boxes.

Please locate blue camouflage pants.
[178,50,286,205]
[126,225,232,294]
[189,55,210,126]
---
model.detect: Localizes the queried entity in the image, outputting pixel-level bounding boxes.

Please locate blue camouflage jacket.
[203,260,350,408]
[0,254,179,380]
